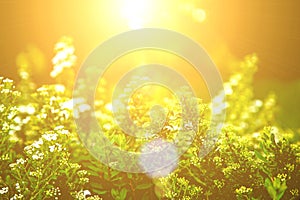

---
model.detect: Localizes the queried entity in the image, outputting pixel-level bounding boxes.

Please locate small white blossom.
[14,116,21,124]
[22,116,31,124]
[49,145,55,152]
[10,193,24,199]
[16,158,26,165]
[60,129,69,135]
[1,89,10,94]
[15,183,20,192]
[18,105,35,114]
[3,78,13,83]
[54,126,69,135]
[54,125,65,130]
[9,163,17,169]
[43,133,58,141]
[0,104,5,112]
[32,139,43,149]
[56,143,62,151]
[0,187,8,194]
[32,152,44,160]
[83,190,91,197]
[103,123,111,130]
[61,99,74,110]
[54,84,65,93]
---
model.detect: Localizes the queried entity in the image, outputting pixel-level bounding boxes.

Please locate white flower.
[32,152,44,160]
[26,106,35,115]
[9,124,21,132]
[32,139,43,149]
[42,133,58,141]
[3,78,13,83]
[49,143,62,152]
[1,122,9,131]
[60,129,69,135]
[103,123,112,130]
[49,145,55,152]
[9,163,17,169]
[7,112,16,120]
[54,126,69,135]
[1,89,10,94]
[83,190,91,197]
[0,104,5,112]
[32,155,39,160]
[105,103,113,112]
[54,84,65,93]
[14,116,21,124]
[61,99,73,110]
[56,143,62,152]
[24,146,33,154]
[0,187,8,194]
[224,83,233,95]
[16,158,26,165]
[15,183,21,193]
[18,105,35,114]
[22,116,31,124]
[10,193,24,199]
[255,100,263,107]
[252,132,260,138]
[54,125,65,130]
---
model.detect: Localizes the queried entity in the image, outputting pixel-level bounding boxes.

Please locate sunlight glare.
[120,0,152,29]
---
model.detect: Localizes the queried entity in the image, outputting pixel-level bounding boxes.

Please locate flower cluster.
[159,174,203,199]
[1,36,300,200]
[51,36,77,78]
[157,54,300,200]
[4,124,98,199]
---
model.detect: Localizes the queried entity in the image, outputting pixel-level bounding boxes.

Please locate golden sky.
[0,0,299,84]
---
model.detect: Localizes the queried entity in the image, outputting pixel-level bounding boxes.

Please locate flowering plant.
[0,37,299,200]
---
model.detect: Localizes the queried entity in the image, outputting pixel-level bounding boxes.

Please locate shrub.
[0,38,299,200]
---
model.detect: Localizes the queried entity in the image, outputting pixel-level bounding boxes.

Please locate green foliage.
[0,77,101,199]
[264,177,287,200]
[156,54,300,200]
[0,77,20,171]
[0,40,299,200]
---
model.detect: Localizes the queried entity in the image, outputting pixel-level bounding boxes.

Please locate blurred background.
[0,0,299,130]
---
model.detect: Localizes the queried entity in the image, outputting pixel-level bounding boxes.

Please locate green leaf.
[110,170,120,178]
[89,170,99,177]
[120,188,127,200]
[277,190,286,200]
[260,142,268,154]
[91,182,104,189]
[136,183,153,190]
[92,189,107,195]
[279,182,287,192]
[111,176,123,182]
[273,178,281,189]
[267,186,277,199]
[111,188,119,199]
[271,133,276,145]
[104,173,110,180]
[261,166,271,176]
[262,132,269,141]
[255,150,267,162]
[5,175,11,184]
[87,164,100,172]
[264,178,272,187]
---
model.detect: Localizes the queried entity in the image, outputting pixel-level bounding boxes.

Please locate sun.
[120,0,153,29]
